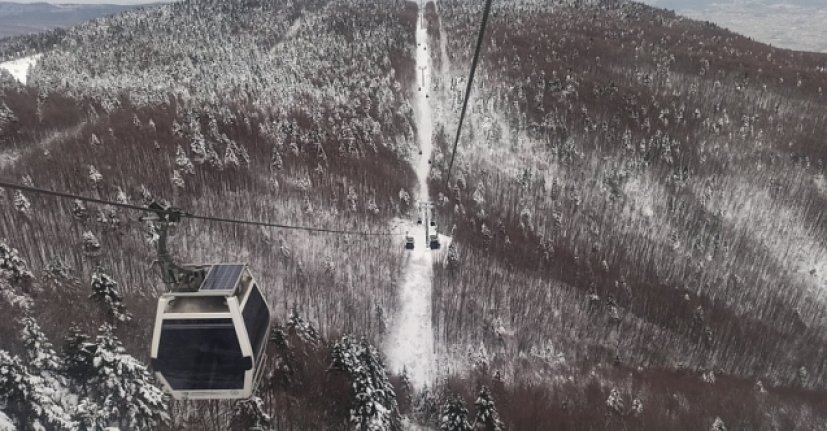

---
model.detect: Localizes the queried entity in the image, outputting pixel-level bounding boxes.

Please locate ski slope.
[384,10,436,389]
[0,54,41,85]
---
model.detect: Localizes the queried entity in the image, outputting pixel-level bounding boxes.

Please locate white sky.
[640,0,827,53]
[7,0,166,3]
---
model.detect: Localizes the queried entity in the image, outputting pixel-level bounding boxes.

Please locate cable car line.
[445,0,494,187]
[0,179,403,237]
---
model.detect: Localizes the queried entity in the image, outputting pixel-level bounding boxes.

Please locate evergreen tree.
[175,144,195,175]
[0,350,75,430]
[62,324,168,428]
[440,397,472,431]
[81,231,101,256]
[89,269,131,323]
[330,336,401,431]
[72,398,108,431]
[0,102,17,136]
[62,325,95,385]
[0,241,34,283]
[21,317,61,372]
[230,396,271,430]
[71,199,89,221]
[287,307,321,344]
[13,190,31,216]
[711,417,727,431]
[473,386,502,431]
[88,165,103,186]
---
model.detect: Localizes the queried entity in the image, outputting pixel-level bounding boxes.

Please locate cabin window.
[242,285,270,359]
[156,318,247,390]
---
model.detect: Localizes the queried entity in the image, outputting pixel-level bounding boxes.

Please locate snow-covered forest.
[1,0,827,429]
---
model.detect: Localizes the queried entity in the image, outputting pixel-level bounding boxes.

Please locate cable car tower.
[146,203,272,400]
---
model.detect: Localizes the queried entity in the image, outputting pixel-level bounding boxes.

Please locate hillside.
[0,2,153,39]
[1,0,827,429]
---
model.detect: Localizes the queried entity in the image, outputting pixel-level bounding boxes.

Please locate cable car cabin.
[429,224,441,250]
[150,264,272,400]
[405,232,415,250]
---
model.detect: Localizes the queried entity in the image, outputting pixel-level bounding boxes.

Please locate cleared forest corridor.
[384,7,436,389]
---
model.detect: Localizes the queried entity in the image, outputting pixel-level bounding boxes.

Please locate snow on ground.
[0,411,15,431]
[0,122,87,171]
[384,11,437,389]
[0,54,42,85]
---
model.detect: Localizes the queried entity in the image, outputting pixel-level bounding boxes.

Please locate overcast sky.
[641,0,826,8]
[640,0,827,53]
[7,0,165,4]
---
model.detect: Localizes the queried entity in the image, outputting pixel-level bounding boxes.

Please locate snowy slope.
[384,10,437,388]
[0,53,41,84]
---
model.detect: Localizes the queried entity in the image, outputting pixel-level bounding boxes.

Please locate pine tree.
[172,170,185,190]
[330,336,401,431]
[711,417,727,431]
[175,144,195,175]
[71,199,90,221]
[287,307,321,344]
[224,142,240,168]
[62,324,168,428]
[230,396,271,430]
[13,191,31,216]
[0,350,75,430]
[21,317,61,372]
[473,386,502,431]
[89,269,131,322]
[440,397,472,431]
[0,241,34,284]
[62,325,95,385]
[0,102,17,136]
[82,231,101,256]
[88,165,103,186]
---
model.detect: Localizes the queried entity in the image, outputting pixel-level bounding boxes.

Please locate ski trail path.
[385,9,436,389]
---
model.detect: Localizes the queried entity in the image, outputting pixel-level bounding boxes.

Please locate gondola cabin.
[405,232,415,250]
[429,222,441,250]
[150,264,272,400]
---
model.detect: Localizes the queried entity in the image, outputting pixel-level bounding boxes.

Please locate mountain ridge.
[0,0,162,38]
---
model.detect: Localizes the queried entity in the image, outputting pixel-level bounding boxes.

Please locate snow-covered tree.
[21,317,61,373]
[711,417,727,431]
[631,398,643,417]
[798,366,809,387]
[175,144,195,175]
[82,231,101,255]
[230,396,271,430]
[172,170,185,190]
[0,102,17,135]
[473,386,502,431]
[71,199,89,221]
[89,269,131,322]
[367,197,380,215]
[286,308,321,344]
[224,140,241,168]
[0,350,75,430]
[13,191,31,216]
[440,397,472,431]
[62,324,168,428]
[88,165,103,186]
[330,336,400,431]
[606,388,624,415]
[0,241,34,283]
